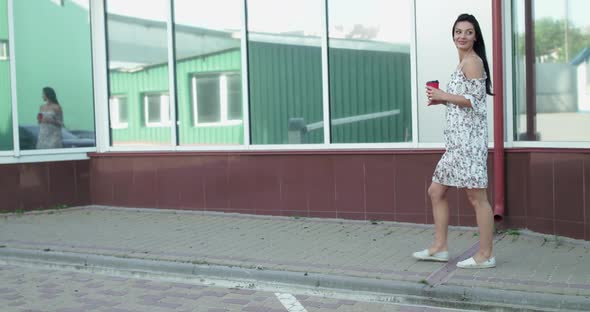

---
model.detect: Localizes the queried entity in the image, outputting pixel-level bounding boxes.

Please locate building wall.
[110,43,411,145]
[0,160,90,213]
[88,150,590,241]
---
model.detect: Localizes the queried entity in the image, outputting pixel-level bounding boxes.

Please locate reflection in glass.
[13,0,95,150]
[328,0,412,143]
[106,0,170,146]
[513,0,590,141]
[247,0,324,144]
[174,0,243,146]
[0,0,12,150]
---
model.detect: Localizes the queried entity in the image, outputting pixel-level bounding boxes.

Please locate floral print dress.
[432,67,488,189]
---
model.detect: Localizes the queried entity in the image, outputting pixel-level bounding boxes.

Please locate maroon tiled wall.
[88,151,489,227]
[504,151,590,240]
[0,160,90,212]
[89,150,590,240]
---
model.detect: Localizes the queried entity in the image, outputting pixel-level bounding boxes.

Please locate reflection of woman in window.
[413,14,495,269]
[37,87,63,149]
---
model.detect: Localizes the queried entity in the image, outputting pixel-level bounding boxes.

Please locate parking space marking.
[275,293,308,312]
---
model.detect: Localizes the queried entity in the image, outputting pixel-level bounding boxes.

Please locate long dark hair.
[452,13,493,96]
[43,87,60,105]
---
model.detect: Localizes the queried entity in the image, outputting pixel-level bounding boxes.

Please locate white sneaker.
[456,256,496,269]
[412,249,449,262]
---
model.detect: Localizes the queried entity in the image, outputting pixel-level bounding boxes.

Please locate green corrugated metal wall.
[110,43,411,145]
[329,48,412,143]
[110,65,171,144]
[248,42,324,144]
[176,49,243,145]
[110,50,243,145]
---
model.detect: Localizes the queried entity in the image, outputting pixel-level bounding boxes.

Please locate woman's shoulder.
[460,55,484,80]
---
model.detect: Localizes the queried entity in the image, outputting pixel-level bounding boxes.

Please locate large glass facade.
[247,0,324,145]
[415,0,494,143]
[2,0,590,160]
[328,0,412,143]
[513,0,590,141]
[106,0,171,146]
[12,0,95,151]
[0,0,12,151]
[174,0,244,146]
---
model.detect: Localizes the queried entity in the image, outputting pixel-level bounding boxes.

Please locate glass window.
[109,96,128,128]
[415,0,494,143]
[0,40,7,60]
[106,0,171,146]
[13,0,95,150]
[328,0,412,143]
[144,93,170,127]
[513,0,590,141]
[247,0,324,145]
[192,72,242,126]
[193,75,221,124]
[0,0,12,151]
[174,0,244,146]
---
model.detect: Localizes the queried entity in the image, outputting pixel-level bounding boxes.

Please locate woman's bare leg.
[428,182,450,254]
[465,188,494,262]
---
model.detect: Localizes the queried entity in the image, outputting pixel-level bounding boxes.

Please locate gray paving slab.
[0,264,476,312]
[1,206,590,311]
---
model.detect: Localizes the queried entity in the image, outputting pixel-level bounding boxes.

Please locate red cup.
[426,80,439,89]
[37,112,43,122]
[426,80,441,105]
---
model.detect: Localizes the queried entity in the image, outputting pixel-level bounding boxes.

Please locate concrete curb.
[0,247,588,311]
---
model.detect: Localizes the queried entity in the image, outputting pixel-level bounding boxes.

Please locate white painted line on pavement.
[275,293,309,312]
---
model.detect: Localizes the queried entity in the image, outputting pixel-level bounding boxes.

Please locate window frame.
[191,71,243,128]
[143,92,171,128]
[108,95,128,129]
[0,40,8,60]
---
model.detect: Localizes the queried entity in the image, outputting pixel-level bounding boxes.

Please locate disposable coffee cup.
[426,80,439,89]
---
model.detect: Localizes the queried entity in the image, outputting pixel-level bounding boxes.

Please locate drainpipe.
[492,0,505,221]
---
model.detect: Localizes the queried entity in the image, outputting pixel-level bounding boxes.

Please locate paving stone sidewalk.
[1,206,590,310]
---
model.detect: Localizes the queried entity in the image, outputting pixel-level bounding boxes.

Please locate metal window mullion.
[241,0,251,147]
[7,0,19,157]
[192,76,198,126]
[93,0,110,152]
[167,0,177,148]
[409,0,419,147]
[220,75,228,122]
[504,0,514,148]
[321,0,331,145]
[410,0,420,148]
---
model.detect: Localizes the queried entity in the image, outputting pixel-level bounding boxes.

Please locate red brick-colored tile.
[505,152,529,219]
[47,161,76,207]
[554,156,584,222]
[555,220,585,240]
[305,156,335,214]
[74,160,91,206]
[128,158,158,208]
[527,218,554,236]
[395,154,436,216]
[19,163,49,210]
[280,156,308,214]
[528,154,554,220]
[365,155,396,214]
[109,158,133,206]
[333,155,365,213]
[308,211,337,219]
[0,164,20,212]
[202,156,230,210]
[337,212,366,221]
[396,213,427,225]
